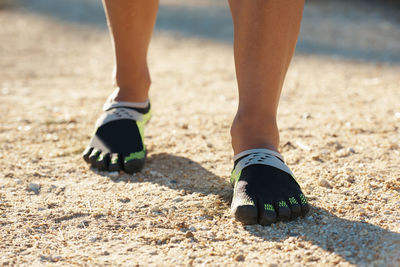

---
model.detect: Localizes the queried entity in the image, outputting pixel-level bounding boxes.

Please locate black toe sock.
[231,151,310,225]
[83,104,150,174]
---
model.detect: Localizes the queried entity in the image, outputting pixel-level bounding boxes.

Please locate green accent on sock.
[278,201,288,208]
[289,197,298,205]
[299,193,308,205]
[264,204,274,211]
[124,150,145,162]
[136,109,151,143]
[128,108,151,163]
[97,154,105,161]
[111,156,118,164]
[141,109,152,125]
[230,169,242,185]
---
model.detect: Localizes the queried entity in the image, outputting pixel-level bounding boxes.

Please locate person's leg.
[83,0,159,173]
[228,0,310,225]
[103,0,159,102]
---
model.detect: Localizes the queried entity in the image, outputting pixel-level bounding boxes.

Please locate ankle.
[112,67,151,102]
[230,112,280,154]
[112,87,150,103]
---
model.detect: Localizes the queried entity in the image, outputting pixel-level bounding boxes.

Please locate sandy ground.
[1,0,400,266]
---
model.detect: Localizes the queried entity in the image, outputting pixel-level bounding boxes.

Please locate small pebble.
[151,206,162,215]
[28,183,41,194]
[336,149,350,157]
[235,255,245,262]
[311,155,323,162]
[348,147,356,153]
[151,206,161,213]
[77,220,90,228]
[173,197,183,203]
[148,250,157,255]
[40,255,61,262]
[319,179,332,189]
[118,197,131,203]
[185,231,194,238]
[296,141,311,151]
[88,236,97,242]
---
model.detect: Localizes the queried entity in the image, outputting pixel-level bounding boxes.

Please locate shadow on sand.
[96,153,399,266]
[13,0,400,64]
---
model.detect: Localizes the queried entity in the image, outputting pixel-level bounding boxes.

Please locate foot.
[230,149,310,225]
[83,99,151,174]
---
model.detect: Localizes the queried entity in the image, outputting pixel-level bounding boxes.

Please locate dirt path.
[0,1,399,266]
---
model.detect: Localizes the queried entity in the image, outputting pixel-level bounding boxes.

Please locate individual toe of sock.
[288,196,302,220]
[258,202,277,225]
[89,149,101,165]
[123,158,145,174]
[276,200,291,221]
[108,153,121,172]
[122,152,146,174]
[231,181,259,225]
[96,152,110,171]
[83,147,93,163]
[234,204,258,225]
[299,193,311,216]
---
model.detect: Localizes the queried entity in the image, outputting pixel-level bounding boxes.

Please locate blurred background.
[1,0,400,64]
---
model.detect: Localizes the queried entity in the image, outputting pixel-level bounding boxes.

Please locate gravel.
[0,0,399,266]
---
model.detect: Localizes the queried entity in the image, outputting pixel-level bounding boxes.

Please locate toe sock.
[83,100,151,173]
[230,149,310,225]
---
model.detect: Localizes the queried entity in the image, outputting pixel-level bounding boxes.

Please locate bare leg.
[228,0,310,225]
[103,0,159,102]
[83,1,158,173]
[229,0,304,154]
